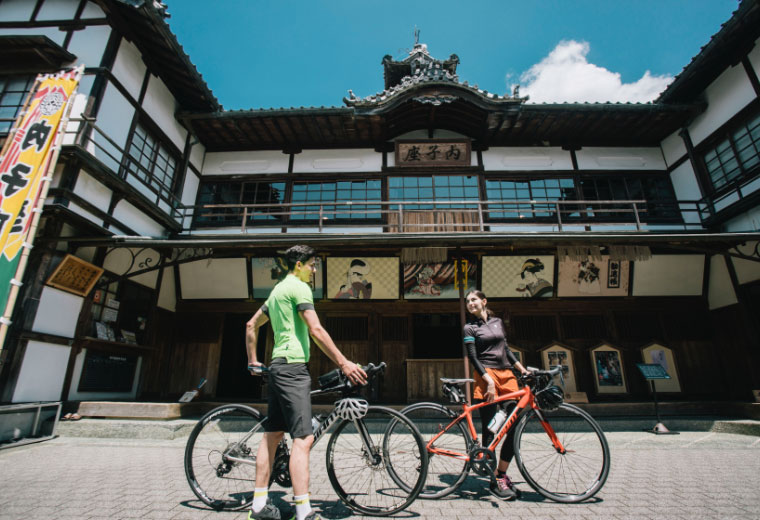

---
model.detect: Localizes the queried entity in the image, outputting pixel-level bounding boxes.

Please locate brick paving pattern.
[1,431,759,519]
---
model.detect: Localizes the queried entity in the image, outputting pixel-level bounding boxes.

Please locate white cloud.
[513,40,673,103]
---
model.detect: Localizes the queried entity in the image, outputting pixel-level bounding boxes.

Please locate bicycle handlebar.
[311,362,386,396]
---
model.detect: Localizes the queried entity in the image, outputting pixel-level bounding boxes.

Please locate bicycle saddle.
[440,378,474,385]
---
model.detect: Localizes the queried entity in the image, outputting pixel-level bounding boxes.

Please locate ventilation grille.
[614,312,662,340]
[325,316,368,341]
[382,316,409,341]
[561,315,608,339]
[511,315,557,341]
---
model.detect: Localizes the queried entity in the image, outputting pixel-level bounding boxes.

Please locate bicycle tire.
[184,404,266,511]
[399,402,472,499]
[325,405,428,516]
[513,403,610,503]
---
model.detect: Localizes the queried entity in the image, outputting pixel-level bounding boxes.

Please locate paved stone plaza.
[1,431,759,519]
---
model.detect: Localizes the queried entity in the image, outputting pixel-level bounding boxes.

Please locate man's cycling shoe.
[248,499,281,520]
[489,476,517,501]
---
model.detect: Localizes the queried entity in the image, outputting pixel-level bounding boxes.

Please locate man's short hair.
[284,245,316,271]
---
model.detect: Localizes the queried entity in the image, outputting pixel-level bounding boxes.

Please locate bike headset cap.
[535,385,564,411]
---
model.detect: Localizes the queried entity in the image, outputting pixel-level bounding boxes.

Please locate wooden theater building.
[1,0,760,407]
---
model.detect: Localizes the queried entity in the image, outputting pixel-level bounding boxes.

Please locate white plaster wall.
[189,140,205,172]
[179,258,248,299]
[11,341,71,403]
[31,287,84,337]
[732,250,760,285]
[670,161,702,201]
[93,81,135,171]
[688,64,756,145]
[575,147,666,170]
[67,349,142,401]
[142,74,187,150]
[0,26,66,45]
[181,169,200,206]
[71,170,112,226]
[111,38,147,101]
[102,248,160,289]
[157,266,176,311]
[293,149,382,173]
[202,150,290,175]
[74,246,97,264]
[37,0,79,21]
[632,255,705,296]
[482,147,573,171]
[748,37,760,79]
[660,130,687,167]
[708,255,739,309]
[112,200,166,237]
[0,0,36,20]
[63,75,95,144]
[723,206,760,232]
[81,1,105,18]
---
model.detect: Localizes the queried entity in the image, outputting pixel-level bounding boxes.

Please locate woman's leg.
[475,399,497,449]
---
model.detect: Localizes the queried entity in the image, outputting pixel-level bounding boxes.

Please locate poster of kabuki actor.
[251,257,324,299]
[482,256,555,298]
[327,257,399,299]
[557,256,630,297]
[403,260,476,299]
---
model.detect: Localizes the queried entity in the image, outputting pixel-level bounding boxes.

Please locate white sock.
[251,488,268,512]
[294,493,312,520]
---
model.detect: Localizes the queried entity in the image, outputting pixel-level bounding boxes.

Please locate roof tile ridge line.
[133,0,222,111]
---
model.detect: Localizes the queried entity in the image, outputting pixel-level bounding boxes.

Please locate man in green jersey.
[245,245,367,520]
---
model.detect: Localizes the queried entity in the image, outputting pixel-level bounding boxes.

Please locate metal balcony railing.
[184,198,707,234]
[62,118,183,221]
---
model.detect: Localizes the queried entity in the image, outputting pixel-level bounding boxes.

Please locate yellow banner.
[0,69,80,262]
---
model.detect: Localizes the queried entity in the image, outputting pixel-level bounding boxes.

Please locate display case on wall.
[539,342,587,402]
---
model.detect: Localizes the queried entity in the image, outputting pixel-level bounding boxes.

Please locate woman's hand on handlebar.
[340,360,367,386]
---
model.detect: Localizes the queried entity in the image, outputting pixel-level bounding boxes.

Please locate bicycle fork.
[533,409,567,454]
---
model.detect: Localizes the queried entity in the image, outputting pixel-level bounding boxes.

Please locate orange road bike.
[399,365,610,503]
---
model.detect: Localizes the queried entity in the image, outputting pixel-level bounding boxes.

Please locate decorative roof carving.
[344,42,527,109]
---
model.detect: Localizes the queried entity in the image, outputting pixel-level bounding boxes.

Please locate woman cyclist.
[464,289,530,501]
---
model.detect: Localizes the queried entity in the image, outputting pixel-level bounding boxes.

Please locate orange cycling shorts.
[473,367,519,401]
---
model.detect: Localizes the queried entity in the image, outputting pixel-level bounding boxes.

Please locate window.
[89,279,153,345]
[0,75,34,134]
[578,176,679,221]
[124,123,178,198]
[388,175,479,209]
[485,178,575,218]
[703,111,760,191]
[290,180,382,220]
[195,180,286,226]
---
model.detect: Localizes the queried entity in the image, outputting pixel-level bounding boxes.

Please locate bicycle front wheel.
[400,402,472,498]
[184,404,265,510]
[326,406,428,516]
[513,403,610,503]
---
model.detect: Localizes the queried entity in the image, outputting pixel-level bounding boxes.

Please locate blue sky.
[166,0,739,110]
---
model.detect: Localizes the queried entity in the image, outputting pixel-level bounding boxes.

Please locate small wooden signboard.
[636,363,671,380]
[45,254,103,297]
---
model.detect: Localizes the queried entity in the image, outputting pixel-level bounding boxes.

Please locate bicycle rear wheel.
[184,404,265,510]
[513,403,610,503]
[326,406,427,516]
[400,402,472,498]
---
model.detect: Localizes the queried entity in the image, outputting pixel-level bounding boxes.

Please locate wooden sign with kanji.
[45,254,104,297]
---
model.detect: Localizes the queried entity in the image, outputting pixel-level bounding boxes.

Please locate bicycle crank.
[468,447,497,478]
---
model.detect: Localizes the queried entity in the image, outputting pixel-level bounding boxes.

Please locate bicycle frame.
[427,384,566,461]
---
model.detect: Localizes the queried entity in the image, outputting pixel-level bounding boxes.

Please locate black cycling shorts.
[265,358,313,439]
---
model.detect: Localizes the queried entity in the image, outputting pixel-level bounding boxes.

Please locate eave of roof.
[657,0,760,103]
[99,0,220,111]
[0,35,76,72]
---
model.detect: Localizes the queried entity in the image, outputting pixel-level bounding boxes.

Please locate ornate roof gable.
[344,42,527,109]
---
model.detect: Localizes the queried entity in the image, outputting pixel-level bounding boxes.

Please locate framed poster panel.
[557,256,630,297]
[403,260,476,299]
[641,343,681,392]
[590,343,627,394]
[327,257,399,300]
[539,343,578,394]
[482,256,554,298]
[251,257,324,299]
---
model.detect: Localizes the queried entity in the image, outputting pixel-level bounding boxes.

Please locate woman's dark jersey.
[463,315,518,376]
